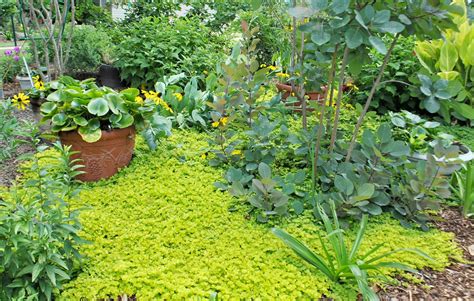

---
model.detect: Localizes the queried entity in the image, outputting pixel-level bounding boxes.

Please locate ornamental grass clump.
[273,202,432,301]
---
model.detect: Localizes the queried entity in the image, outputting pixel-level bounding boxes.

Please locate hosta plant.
[273,202,432,301]
[40,76,171,149]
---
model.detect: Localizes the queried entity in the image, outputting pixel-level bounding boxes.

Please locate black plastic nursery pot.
[99,64,123,89]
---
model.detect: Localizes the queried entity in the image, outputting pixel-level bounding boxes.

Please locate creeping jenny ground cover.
[57,130,461,299]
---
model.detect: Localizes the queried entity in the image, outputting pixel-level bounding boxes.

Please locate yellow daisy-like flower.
[276,72,289,78]
[268,65,277,71]
[34,81,45,91]
[173,93,183,102]
[135,96,144,105]
[12,92,30,110]
[231,150,242,155]
[200,153,207,159]
[260,64,267,68]
[212,121,220,128]
[33,75,41,83]
[220,117,228,126]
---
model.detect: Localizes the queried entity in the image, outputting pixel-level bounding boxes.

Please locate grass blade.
[272,228,335,280]
[349,214,368,260]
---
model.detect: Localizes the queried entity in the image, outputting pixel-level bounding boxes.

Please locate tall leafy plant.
[415,0,474,123]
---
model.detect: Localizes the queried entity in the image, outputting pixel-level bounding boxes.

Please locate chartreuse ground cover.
[20,130,459,299]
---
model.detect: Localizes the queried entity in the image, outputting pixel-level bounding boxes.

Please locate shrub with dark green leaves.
[0,140,85,300]
[114,17,227,88]
[66,25,111,74]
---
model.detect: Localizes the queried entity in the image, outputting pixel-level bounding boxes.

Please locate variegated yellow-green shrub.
[415,0,474,121]
[23,130,459,300]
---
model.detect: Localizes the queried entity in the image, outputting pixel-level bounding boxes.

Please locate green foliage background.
[39,130,462,299]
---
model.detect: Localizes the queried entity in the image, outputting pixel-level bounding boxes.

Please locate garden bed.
[13,131,461,300]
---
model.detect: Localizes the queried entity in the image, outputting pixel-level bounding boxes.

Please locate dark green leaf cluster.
[114,17,227,88]
[0,142,85,301]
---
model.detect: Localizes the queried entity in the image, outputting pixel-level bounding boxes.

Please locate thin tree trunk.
[313,47,338,178]
[325,44,339,136]
[329,46,350,154]
[345,34,400,162]
[298,30,306,129]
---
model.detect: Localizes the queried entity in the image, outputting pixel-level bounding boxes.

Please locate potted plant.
[40,76,172,181]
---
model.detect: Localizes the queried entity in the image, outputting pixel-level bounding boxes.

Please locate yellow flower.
[12,93,30,110]
[276,72,289,78]
[135,96,144,105]
[260,64,267,68]
[268,65,277,71]
[34,81,45,91]
[200,153,207,159]
[33,75,40,83]
[173,93,183,102]
[212,117,229,128]
[231,150,242,156]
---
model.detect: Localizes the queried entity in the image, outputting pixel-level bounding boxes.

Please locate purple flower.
[4,49,12,56]
[14,46,20,53]
[13,55,19,62]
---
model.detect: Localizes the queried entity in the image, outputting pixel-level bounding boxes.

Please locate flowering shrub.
[0,46,26,82]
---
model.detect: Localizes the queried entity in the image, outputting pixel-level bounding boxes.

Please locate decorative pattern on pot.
[60,126,136,182]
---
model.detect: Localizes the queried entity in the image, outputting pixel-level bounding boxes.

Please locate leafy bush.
[414,0,474,124]
[0,140,84,300]
[353,36,420,114]
[75,0,113,26]
[66,25,111,74]
[235,10,291,65]
[124,0,250,31]
[114,17,227,87]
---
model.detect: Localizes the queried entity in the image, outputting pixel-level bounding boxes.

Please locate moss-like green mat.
[60,131,462,299]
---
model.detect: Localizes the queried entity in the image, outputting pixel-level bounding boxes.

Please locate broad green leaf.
[73,116,88,126]
[288,6,314,19]
[345,27,364,49]
[437,71,460,81]
[87,98,109,116]
[52,112,67,126]
[439,41,458,72]
[369,36,387,54]
[379,21,405,34]
[330,0,349,14]
[311,27,331,45]
[450,102,474,120]
[335,175,354,195]
[40,102,57,114]
[398,14,411,25]
[78,126,102,143]
[423,96,440,113]
[373,10,390,24]
[357,183,375,198]
[310,0,327,10]
[258,162,272,179]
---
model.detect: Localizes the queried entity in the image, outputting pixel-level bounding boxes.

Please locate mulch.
[378,207,474,300]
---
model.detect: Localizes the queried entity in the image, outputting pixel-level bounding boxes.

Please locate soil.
[0,82,39,187]
[378,207,474,300]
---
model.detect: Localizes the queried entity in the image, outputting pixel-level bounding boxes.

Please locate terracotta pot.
[59,126,136,182]
[276,82,326,112]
